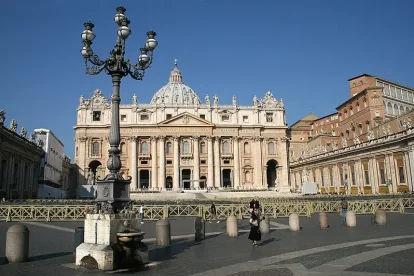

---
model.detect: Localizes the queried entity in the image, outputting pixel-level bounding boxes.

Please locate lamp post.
[80,6,158,214]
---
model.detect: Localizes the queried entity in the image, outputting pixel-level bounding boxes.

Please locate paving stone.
[228,268,294,276]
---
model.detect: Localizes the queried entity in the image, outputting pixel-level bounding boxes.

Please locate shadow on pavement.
[0,252,72,266]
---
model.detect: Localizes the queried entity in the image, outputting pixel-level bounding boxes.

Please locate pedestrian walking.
[249,199,255,213]
[248,208,261,247]
[139,204,144,224]
[209,201,219,223]
[341,198,348,224]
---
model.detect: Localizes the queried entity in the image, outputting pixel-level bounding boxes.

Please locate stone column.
[192,136,200,189]
[151,136,158,189]
[130,137,137,190]
[214,136,221,188]
[254,137,262,187]
[278,137,290,192]
[232,137,240,188]
[173,136,180,190]
[407,150,414,192]
[389,154,398,193]
[207,136,214,188]
[159,136,166,189]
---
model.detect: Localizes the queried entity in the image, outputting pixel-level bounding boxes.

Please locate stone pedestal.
[75,214,141,271]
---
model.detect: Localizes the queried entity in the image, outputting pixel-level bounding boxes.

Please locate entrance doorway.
[266,159,278,188]
[222,169,232,188]
[88,160,102,185]
[200,176,207,189]
[166,176,173,189]
[182,169,191,189]
[139,170,149,189]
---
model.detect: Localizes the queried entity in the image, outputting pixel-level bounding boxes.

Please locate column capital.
[173,135,180,141]
[191,135,201,140]
[232,136,240,142]
[205,135,213,142]
[127,136,137,142]
[79,137,88,142]
[213,136,221,141]
[280,137,289,143]
[253,136,262,142]
[150,136,158,142]
[159,135,166,140]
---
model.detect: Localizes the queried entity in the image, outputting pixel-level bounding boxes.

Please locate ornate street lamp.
[80,6,158,214]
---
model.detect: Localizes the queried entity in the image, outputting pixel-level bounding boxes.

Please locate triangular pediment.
[158,112,215,127]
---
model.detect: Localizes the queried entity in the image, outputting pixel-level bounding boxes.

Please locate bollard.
[226,215,238,237]
[156,219,171,247]
[194,217,205,242]
[289,213,300,232]
[5,224,30,263]
[259,215,270,234]
[346,211,357,227]
[73,227,84,253]
[319,212,328,229]
[375,209,387,225]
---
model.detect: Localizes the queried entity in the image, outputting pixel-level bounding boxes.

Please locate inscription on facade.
[127,128,211,133]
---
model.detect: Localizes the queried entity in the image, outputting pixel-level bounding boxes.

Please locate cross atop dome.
[174,58,178,66]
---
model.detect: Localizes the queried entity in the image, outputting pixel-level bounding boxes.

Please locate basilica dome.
[150,60,201,105]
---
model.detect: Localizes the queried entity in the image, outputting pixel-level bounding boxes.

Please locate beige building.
[0,110,44,199]
[289,74,414,194]
[74,62,290,193]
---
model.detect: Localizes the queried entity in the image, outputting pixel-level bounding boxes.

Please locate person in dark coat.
[248,208,261,246]
[249,199,255,213]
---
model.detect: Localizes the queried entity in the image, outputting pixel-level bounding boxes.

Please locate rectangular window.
[380,168,386,184]
[121,115,127,122]
[266,113,273,122]
[0,160,6,189]
[166,160,172,165]
[351,172,356,186]
[243,116,249,123]
[140,114,149,121]
[221,115,229,122]
[200,114,205,119]
[166,114,172,119]
[141,161,148,165]
[399,167,406,183]
[223,160,230,164]
[200,160,206,164]
[93,111,101,121]
[364,170,370,185]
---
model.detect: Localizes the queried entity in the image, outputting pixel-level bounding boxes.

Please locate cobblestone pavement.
[1,212,414,275]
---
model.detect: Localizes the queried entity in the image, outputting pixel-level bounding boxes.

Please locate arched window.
[76,147,78,156]
[200,142,206,154]
[394,104,399,116]
[166,142,172,155]
[183,141,190,154]
[141,142,148,153]
[120,142,126,154]
[356,102,360,112]
[387,102,393,115]
[222,141,230,154]
[400,105,405,115]
[406,107,410,113]
[92,142,99,155]
[245,171,251,182]
[350,107,353,115]
[268,142,275,154]
[363,98,367,108]
[244,142,250,154]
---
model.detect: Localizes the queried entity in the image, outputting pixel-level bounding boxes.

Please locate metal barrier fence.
[0,198,413,222]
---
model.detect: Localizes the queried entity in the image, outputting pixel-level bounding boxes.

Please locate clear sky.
[1,0,413,161]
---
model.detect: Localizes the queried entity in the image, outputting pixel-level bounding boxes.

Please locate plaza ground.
[1,210,414,275]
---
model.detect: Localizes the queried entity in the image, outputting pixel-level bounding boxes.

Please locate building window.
[223,160,230,164]
[364,170,370,185]
[166,114,172,120]
[0,160,6,189]
[75,147,78,157]
[121,115,127,122]
[200,142,206,154]
[394,104,399,115]
[141,161,148,165]
[200,114,205,119]
[183,141,190,154]
[166,160,172,165]
[221,115,229,122]
[92,142,100,155]
[141,142,148,154]
[120,142,126,155]
[268,142,275,154]
[140,114,149,121]
[351,172,356,186]
[166,142,172,155]
[244,142,250,154]
[399,167,406,184]
[243,116,249,123]
[266,113,273,122]
[380,168,386,184]
[93,111,101,121]
[400,105,404,115]
[222,141,230,153]
[200,160,206,164]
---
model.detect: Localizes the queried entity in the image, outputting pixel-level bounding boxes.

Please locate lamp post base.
[94,177,132,214]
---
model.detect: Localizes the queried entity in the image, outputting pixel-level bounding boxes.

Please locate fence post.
[163,205,169,219]
[399,198,405,213]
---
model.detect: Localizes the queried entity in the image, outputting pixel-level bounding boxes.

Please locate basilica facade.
[74,62,290,193]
